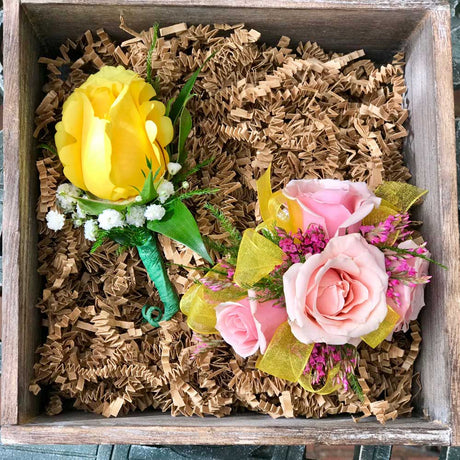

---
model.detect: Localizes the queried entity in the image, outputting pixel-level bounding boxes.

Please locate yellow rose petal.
[147,101,174,147]
[80,94,117,200]
[55,94,86,190]
[89,86,116,119]
[108,83,158,197]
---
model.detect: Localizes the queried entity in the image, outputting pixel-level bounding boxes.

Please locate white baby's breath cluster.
[84,219,99,241]
[145,204,166,221]
[56,183,80,212]
[157,180,175,204]
[126,205,146,227]
[46,177,178,241]
[46,210,65,231]
[98,209,125,230]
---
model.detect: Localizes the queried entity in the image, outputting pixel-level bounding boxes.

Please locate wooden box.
[2,0,460,446]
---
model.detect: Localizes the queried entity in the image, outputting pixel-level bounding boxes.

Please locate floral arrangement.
[180,167,437,396]
[38,22,441,415]
[46,59,215,327]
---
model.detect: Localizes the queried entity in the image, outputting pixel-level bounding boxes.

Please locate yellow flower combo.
[47,61,213,327]
[180,169,436,395]
[43,29,440,409]
[55,66,173,201]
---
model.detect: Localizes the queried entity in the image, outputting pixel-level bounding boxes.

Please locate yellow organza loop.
[363,182,427,226]
[179,283,218,335]
[298,364,341,395]
[256,167,299,232]
[362,199,399,226]
[179,267,247,334]
[233,229,285,288]
[256,322,314,383]
[376,181,428,212]
[257,165,274,223]
[361,306,400,348]
[256,323,341,395]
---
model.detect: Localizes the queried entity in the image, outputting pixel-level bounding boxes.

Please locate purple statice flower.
[218,260,236,280]
[277,225,328,264]
[360,213,412,246]
[304,343,359,390]
[190,333,225,360]
[384,245,431,307]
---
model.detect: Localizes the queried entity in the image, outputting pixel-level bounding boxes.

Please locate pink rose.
[388,240,430,333]
[215,289,287,358]
[283,179,381,238]
[283,233,388,345]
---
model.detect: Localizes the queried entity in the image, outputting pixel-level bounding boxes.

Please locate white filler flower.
[144,204,166,221]
[98,209,124,230]
[84,219,99,241]
[75,204,86,219]
[46,210,65,231]
[157,180,175,203]
[56,183,80,213]
[167,162,182,176]
[126,205,146,227]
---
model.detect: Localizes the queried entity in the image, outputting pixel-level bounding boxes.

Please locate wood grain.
[2,0,42,426]
[22,2,426,61]
[20,0,451,8]
[404,8,460,445]
[0,413,452,446]
[2,0,458,446]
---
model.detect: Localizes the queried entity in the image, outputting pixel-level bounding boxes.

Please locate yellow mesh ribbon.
[257,323,340,395]
[180,268,246,334]
[256,322,314,382]
[257,165,274,224]
[363,182,427,226]
[376,181,428,212]
[361,306,400,348]
[180,283,219,334]
[298,365,341,395]
[233,228,285,287]
[256,167,301,232]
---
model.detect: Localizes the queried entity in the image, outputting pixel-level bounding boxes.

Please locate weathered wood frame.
[2,0,459,446]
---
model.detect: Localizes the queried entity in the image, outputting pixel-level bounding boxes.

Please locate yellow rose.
[55,66,174,201]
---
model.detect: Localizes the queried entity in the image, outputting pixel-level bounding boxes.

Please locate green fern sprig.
[204,203,242,244]
[175,157,215,183]
[173,187,219,202]
[348,373,365,403]
[146,23,159,87]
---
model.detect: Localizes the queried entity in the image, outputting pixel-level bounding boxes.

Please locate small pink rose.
[283,179,381,238]
[215,290,287,358]
[388,240,430,333]
[283,233,388,345]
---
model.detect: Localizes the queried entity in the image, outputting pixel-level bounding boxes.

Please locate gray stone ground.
[1,3,460,459]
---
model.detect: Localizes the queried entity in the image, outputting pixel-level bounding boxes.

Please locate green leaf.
[177,107,192,165]
[146,23,159,86]
[140,169,157,203]
[165,98,173,117]
[147,200,212,263]
[75,196,134,216]
[38,143,58,156]
[175,156,215,183]
[168,52,215,125]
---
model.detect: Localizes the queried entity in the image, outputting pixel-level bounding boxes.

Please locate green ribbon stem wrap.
[137,233,180,327]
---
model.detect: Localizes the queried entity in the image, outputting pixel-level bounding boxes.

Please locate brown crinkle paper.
[31,22,420,422]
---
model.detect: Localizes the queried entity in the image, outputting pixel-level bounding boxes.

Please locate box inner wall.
[21,3,438,422]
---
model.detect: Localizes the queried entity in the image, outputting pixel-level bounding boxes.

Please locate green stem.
[137,233,180,327]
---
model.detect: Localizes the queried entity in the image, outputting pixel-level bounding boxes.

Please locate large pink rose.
[283,233,388,345]
[388,240,430,333]
[215,290,287,358]
[283,179,381,238]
